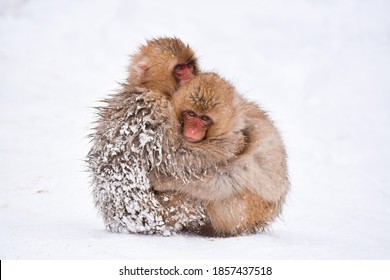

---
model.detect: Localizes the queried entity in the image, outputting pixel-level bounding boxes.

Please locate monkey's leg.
[206,189,282,236]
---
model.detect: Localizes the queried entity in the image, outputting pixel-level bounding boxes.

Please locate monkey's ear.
[135,61,148,82]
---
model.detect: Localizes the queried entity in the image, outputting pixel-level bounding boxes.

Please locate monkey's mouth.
[184,135,203,143]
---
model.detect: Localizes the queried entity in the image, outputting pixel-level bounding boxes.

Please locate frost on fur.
[87,86,206,235]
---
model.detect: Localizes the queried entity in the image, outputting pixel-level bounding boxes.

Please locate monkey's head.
[129,37,199,96]
[173,73,238,143]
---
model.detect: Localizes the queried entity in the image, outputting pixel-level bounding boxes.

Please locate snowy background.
[1,0,389,259]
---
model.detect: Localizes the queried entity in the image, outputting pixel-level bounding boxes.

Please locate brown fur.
[152,73,290,236]
[129,37,198,96]
[207,189,283,236]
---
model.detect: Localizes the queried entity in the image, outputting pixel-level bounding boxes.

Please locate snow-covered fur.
[87,85,207,235]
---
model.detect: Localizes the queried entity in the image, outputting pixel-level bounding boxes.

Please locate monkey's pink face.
[174,61,195,82]
[182,110,213,143]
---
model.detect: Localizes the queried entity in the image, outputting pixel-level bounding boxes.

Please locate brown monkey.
[152,73,290,236]
[87,37,206,235]
[128,37,198,95]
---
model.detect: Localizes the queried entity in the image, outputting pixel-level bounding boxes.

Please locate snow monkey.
[128,37,198,95]
[152,73,290,236]
[87,37,207,235]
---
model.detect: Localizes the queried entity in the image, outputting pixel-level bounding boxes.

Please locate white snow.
[1,0,389,259]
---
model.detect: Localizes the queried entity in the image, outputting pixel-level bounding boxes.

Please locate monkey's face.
[181,110,213,143]
[129,37,198,95]
[173,60,196,83]
[173,73,236,143]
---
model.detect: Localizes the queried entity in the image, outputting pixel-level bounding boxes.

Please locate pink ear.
[136,61,148,82]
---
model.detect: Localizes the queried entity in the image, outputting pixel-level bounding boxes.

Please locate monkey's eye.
[200,116,210,122]
[175,64,184,71]
[185,110,196,118]
[187,60,195,66]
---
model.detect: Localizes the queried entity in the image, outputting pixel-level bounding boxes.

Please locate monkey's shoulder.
[121,85,171,107]
[100,85,171,114]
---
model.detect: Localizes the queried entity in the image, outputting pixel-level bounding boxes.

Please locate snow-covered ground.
[1,0,389,259]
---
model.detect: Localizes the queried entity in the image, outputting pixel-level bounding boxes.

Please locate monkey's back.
[87,85,205,235]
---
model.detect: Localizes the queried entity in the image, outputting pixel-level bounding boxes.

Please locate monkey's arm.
[154,113,289,204]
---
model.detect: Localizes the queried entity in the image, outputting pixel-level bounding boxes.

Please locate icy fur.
[87,86,206,235]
